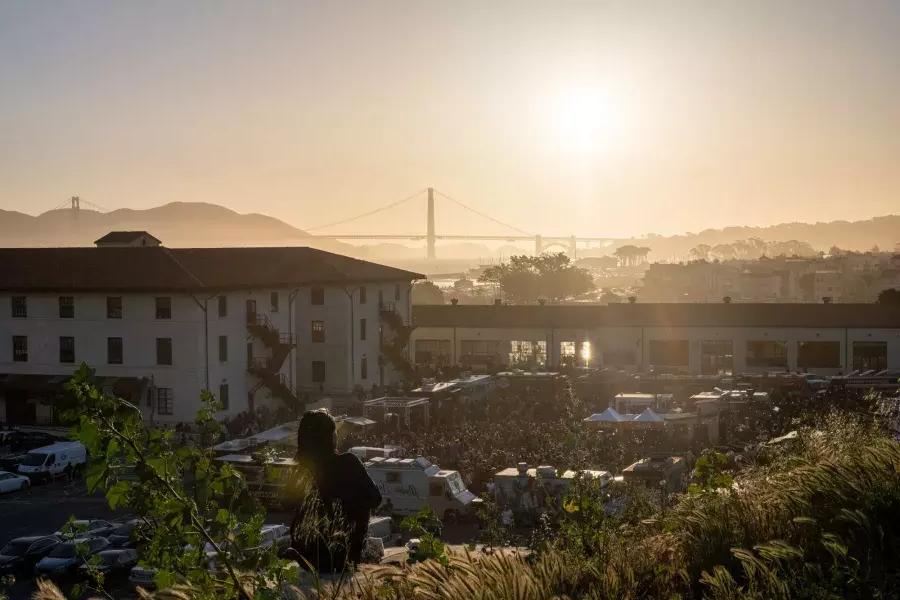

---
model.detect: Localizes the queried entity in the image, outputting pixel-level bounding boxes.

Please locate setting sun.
[548,86,627,154]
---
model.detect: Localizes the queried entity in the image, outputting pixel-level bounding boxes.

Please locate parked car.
[129,523,290,589]
[79,548,138,580]
[0,470,30,494]
[0,454,28,473]
[106,519,147,548]
[1,431,64,453]
[54,519,118,540]
[0,535,61,575]
[17,442,87,483]
[34,537,110,578]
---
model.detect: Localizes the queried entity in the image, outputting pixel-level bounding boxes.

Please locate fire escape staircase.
[246,312,297,405]
[378,302,416,381]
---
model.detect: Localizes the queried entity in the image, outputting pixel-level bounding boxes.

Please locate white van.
[17,442,87,483]
[365,456,480,521]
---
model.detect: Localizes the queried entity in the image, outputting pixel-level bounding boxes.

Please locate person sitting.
[288,410,382,573]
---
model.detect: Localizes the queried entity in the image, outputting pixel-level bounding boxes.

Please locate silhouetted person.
[288,411,381,573]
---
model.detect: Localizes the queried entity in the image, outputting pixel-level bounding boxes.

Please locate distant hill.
[632,215,900,260]
[0,202,350,252]
[3,202,897,264]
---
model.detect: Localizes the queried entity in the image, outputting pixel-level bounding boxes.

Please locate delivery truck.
[364,456,481,521]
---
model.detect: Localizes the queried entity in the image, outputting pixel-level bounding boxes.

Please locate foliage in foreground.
[35,369,900,600]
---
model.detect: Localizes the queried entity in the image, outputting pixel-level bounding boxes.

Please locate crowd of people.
[341,383,675,493]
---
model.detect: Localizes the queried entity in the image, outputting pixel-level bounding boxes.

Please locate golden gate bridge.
[305,187,620,260]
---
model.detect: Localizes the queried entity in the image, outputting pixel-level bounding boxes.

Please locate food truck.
[492,463,612,518]
[364,456,481,520]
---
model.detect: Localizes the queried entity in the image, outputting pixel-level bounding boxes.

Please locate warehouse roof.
[0,245,423,292]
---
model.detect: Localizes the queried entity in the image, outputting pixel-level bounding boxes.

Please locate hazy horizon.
[2,1,899,239]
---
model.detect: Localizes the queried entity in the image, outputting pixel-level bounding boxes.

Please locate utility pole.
[426,187,436,261]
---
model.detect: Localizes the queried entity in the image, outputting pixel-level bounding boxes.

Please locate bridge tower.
[569,235,577,258]
[426,187,436,260]
[534,235,543,255]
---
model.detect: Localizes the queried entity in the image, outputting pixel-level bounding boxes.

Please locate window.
[218,335,228,362]
[106,297,123,319]
[746,340,787,368]
[58,296,74,319]
[219,383,229,410]
[11,296,26,318]
[415,339,452,366]
[853,341,888,371]
[385,472,401,484]
[218,295,227,318]
[560,341,577,367]
[311,320,325,343]
[359,286,367,304]
[798,341,841,368]
[156,338,173,366]
[360,318,367,341]
[312,360,326,383]
[107,337,123,365]
[12,336,27,362]
[59,336,75,363]
[509,340,547,368]
[270,292,279,312]
[460,339,511,367]
[311,287,325,305]
[157,388,174,416]
[648,340,690,367]
[361,356,368,380]
[700,340,734,375]
[395,284,401,301]
[155,297,172,319]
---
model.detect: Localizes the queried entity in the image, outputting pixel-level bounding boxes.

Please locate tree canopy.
[479,253,594,303]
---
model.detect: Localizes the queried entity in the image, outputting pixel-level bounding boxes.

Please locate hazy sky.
[1,0,899,238]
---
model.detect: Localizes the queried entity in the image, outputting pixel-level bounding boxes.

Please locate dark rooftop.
[93,231,162,246]
[413,303,900,329]
[0,246,424,292]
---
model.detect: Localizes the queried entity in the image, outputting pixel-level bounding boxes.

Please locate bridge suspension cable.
[432,189,533,237]
[304,188,427,232]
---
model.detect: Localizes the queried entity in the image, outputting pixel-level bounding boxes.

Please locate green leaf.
[107,481,130,509]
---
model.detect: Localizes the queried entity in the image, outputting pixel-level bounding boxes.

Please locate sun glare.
[548,86,626,155]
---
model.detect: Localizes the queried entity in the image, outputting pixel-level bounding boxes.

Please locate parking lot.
[0,476,129,599]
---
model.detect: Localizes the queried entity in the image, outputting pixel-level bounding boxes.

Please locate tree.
[689,244,712,262]
[614,245,651,267]
[59,365,294,598]
[877,288,900,306]
[411,281,445,305]
[479,253,594,303]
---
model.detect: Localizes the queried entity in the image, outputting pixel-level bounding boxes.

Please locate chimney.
[450,298,459,305]
[628,296,637,304]
[723,296,732,304]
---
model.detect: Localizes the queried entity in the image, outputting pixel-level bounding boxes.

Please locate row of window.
[10,286,404,320]
[416,338,891,371]
[154,383,229,416]
[10,296,166,320]
[11,336,173,365]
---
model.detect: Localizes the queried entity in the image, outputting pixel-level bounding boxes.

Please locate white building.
[411,303,900,376]
[0,232,422,424]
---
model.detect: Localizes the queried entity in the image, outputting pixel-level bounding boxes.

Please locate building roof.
[94,231,161,245]
[413,303,900,329]
[0,246,423,292]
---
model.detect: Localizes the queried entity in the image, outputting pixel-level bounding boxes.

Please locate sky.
[1,0,899,239]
